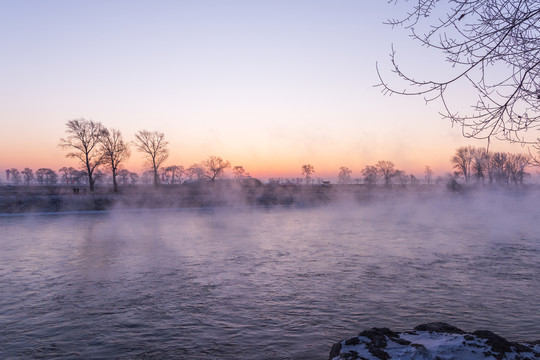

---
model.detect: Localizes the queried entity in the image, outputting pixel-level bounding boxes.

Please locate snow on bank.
[329,323,539,360]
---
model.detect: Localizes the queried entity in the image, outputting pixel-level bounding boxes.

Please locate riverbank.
[0,181,537,214]
[0,181,420,213]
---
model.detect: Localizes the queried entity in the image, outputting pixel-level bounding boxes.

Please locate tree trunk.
[153,168,159,187]
[112,168,118,193]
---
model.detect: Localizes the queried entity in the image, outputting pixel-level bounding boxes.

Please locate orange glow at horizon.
[1,145,454,181]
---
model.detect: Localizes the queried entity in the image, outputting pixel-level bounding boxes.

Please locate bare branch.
[379,0,540,144]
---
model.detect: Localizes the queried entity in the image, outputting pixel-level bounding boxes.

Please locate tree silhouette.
[376,160,397,187]
[301,164,315,184]
[379,0,540,144]
[337,166,352,185]
[9,169,21,185]
[233,166,247,179]
[163,165,183,184]
[202,156,230,182]
[36,168,58,185]
[100,128,130,192]
[451,146,474,181]
[59,119,107,192]
[362,165,378,186]
[424,166,433,185]
[22,168,33,185]
[186,164,206,181]
[134,130,169,187]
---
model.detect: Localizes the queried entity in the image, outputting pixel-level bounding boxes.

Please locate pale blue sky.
[0,0,521,179]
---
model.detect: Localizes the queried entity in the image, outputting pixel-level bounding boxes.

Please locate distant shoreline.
[0,182,537,215]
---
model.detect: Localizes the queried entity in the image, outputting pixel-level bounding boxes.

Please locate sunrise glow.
[0,1,529,181]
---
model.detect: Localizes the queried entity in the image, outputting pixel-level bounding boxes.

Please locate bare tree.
[529,142,540,168]
[141,170,155,185]
[337,166,352,185]
[362,165,379,186]
[134,130,169,187]
[395,170,409,187]
[451,146,474,181]
[424,165,433,185]
[233,165,247,179]
[22,168,34,185]
[506,153,530,184]
[59,118,107,192]
[59,166,85,185]
[129,172,139,185]
[490,152,509,184]
[379,1,540,144]
[118,169,130,185]
[164,165,183,184]
[93,169,107,185]
[100,128,130,192]
[301,164,315,184]
[202,156,231,182]
[376,160,397,187]
[117,169,139,185]
[186,164,206,181]
[471,147,490,183]
[36,168,58,185]
[9,169,21,185]
[59,167,73,185]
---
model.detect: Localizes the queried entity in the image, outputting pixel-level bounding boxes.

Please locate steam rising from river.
[1,188,539,358]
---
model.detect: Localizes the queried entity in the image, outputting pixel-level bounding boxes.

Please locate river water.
[1,193,539,359]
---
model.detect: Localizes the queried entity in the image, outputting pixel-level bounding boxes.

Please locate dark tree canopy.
[379,0,540,144]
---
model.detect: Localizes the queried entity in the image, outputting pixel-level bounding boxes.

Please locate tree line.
[336,161,423,187]
[450,146,530,185]
[2,119,244,192]
[2,118,535,191]
[55,118,247,192]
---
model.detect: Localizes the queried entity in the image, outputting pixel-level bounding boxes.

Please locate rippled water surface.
[1,194,539,359]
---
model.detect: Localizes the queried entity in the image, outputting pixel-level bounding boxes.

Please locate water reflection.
[1,200,539,359]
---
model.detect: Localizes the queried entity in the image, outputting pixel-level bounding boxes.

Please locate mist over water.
[1,192,539,359]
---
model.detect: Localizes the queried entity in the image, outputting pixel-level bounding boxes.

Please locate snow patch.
[329,323,539,360]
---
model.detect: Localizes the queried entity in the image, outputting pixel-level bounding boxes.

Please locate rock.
[414,322,465,334]
[329,342,343,360]
[358,328,399,360]
[472,330,513,354]
[329,323,540,360]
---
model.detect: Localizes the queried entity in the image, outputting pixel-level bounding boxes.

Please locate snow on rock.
[329,322,540,360]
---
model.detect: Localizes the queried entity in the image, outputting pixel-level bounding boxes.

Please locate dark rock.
[414,322,465,334]
[358,328,393,359]
[345,337,360,346]
[472,330,512,354]
[329,342,342,360]
[369,348,390,360]
[390,337,411,346]
[359,329,388,348]
[512,342,534,353]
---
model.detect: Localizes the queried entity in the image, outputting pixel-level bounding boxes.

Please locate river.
[1,192,539,359]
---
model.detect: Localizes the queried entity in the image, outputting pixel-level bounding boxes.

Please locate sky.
[0,0,528,180]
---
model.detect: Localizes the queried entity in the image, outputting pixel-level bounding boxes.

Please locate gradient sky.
[0,0,526,180]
